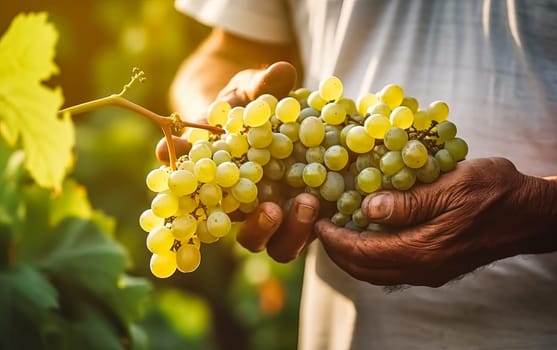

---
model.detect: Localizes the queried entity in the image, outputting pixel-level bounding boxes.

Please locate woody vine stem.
[59,68,224,170]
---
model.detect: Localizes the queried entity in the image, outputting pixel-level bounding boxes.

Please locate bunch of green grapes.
[139,76,468,278]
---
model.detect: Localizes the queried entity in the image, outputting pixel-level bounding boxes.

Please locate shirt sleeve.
[175,0,293,44]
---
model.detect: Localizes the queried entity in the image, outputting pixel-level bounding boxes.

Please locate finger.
[315,219,401,268]
[247,61,297,100]
[315,219,421,284]
[361,184,447,226]
[236,202,283,252]
[266,193,320,263]
[155,135,192,164]
[217,61,297,106]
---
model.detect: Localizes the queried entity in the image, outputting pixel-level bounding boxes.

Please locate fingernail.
[258,212,278,231]
[364,193,393,219]
[296,203,317,224]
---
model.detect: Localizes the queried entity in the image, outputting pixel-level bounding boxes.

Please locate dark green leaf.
[0,265,59,349]
[109,275,152,325]
[38,218,128,296]
[64,302,127,350]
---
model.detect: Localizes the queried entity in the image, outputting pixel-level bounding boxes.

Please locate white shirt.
[176,0,557,348]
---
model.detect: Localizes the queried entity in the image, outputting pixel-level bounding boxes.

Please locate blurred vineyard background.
[0,1,304,349]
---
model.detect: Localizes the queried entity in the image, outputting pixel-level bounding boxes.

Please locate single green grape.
[401,140,428,169]
[380,151,405,176]
[276,96,301,123]
[357,92,378,116]
[428,100,449,122]
[378,83,404,109]
[199,182,223,207]
[146,167,169,192]
[244,99,271,127]
[306,145,326,164]
[139,209,164,232]
[240,161,264,183]
[207,211,232,237]
[307,90,328,111]
[444,137,468,161]
[151,192,179,218]
[193,158,217,183]
[319,76,343,101]
[435,148,457,172]
[247,147,271,166]
[357,167,382,194]
[383,127,408,151]
[391,167,417,190]
[337,190,362,215]
[269,132,294,159]
[416,155,441,183]
[321,102,346,125]
[176,244,201,273]
[146,226,174,254]
[231,178,258,203]
[390,106,414,129]
[225,106,245,134]
[150,252,177,278]
[225,133,249,158]
[299,116,325,147]
[263,158,286,181]
[247,124,273,148]
[302,162,328,187]
[171,214,198,240]
[436,121,457,141]
[279,122,300,142]
[400,96,419,113]
[331,212,351,227]
[215,161,240,188]
[207,100,231,127]
[212,149,232,164]
[189,141,213,162]
[364,113,391,139]
[412,109,431,130]
[352,208,369,228]
[285,162,306,188]
[324,145,349,171]
[346,125,375,153]
[319,171,345,201]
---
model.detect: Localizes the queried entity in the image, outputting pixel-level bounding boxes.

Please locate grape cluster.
[139,76,468,278]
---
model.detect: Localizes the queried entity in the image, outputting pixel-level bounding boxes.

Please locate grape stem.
[59,94,224,170]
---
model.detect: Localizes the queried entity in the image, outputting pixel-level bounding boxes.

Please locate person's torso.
[290,1,557,348]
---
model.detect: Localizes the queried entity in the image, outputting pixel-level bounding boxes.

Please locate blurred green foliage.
[0,1,304,349]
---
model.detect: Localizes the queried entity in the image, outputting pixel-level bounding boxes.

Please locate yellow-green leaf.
[0,78,73,190]
[0,12,58,81]
[0,12,74,190]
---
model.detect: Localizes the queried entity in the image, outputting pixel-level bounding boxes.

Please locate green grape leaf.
[49,179,93,227]
[0,265,59,349]
[49,179,117,236]
[38,218,128,296]
[110,275,152,325]
[59,302,127,350]
[0,12,74,190]
[0,12,58,81]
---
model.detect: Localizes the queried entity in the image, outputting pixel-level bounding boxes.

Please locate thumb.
[217,61,297,106]
[361,188,444,226]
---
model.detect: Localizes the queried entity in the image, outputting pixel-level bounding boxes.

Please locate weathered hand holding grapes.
[141,70,468,278]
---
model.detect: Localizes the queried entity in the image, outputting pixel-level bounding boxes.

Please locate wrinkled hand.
[157,61,321,262]
[315,158,556,287]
